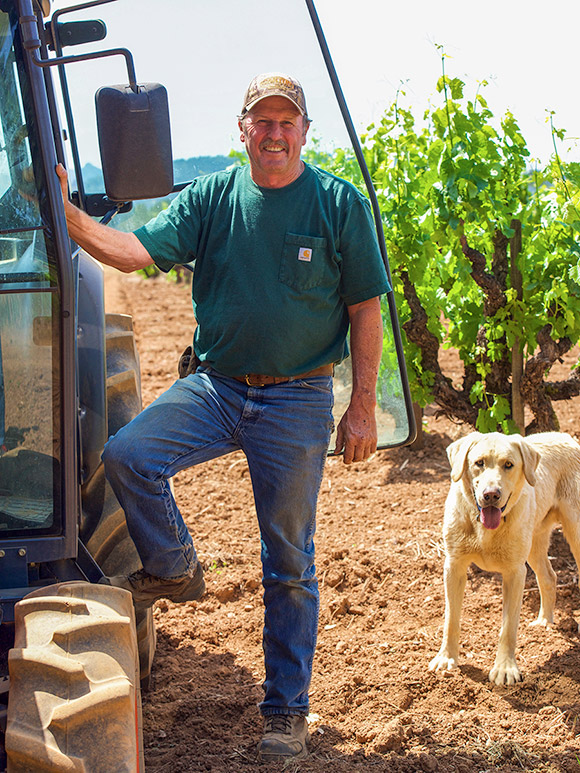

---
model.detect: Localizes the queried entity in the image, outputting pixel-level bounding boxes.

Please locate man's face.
[239,96,309,188]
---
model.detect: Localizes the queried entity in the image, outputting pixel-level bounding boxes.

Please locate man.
[56,72,389,762]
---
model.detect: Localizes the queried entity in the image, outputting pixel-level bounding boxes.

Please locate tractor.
[0,0,168,768]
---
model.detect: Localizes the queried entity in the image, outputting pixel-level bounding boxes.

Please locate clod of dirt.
[330,597,350,617]
[324,568,345,588]
[367,717,406,752]
[417,753,439,771]
[213,582,239,603]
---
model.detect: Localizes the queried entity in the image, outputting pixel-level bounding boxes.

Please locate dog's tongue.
[480,506,502,530]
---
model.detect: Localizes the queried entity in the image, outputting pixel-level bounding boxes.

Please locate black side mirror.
[95,83,174,202]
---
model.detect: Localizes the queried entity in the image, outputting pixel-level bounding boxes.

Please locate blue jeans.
[103,367,334,715]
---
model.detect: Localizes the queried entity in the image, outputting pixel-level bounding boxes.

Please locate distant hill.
[80,155,236,231]
[80,155,236,232]
[81,154,233,193]
[173,156,233,183]
[81,162,105,192]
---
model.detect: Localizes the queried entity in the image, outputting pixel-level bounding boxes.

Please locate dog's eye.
[504,461,514,469]
[474,459,484,468]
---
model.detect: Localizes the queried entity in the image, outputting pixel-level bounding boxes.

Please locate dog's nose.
[482,487,501,504]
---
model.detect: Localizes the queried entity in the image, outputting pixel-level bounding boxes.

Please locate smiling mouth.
[262,143,287,153]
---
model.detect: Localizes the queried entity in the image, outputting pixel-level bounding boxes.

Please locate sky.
[50,0,578,168]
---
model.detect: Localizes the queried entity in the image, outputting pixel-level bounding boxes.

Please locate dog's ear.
[447,434,480,482]
[515,436,540,487]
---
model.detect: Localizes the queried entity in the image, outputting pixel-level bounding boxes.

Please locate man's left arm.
[334,295,383,464]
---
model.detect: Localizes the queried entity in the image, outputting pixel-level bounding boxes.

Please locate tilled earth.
[105,267,580,773]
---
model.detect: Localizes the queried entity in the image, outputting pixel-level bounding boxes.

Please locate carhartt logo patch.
[298,247,312,262]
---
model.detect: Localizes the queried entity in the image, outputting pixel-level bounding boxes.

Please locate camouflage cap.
[241,72,308,118]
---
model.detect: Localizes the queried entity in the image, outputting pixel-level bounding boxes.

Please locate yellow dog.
[429,431,580,685]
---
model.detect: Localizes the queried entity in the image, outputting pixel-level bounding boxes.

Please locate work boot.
[101,562,205,611]
[257,714,309,762]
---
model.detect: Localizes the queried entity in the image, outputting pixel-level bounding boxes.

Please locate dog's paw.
[529,616,552,629]
[489,658,522,686]
[428,652,458,673]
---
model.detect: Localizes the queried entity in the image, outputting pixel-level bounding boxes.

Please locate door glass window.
[0,291,59,533]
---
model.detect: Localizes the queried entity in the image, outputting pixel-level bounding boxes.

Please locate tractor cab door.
[49,0,416,449]
[0,9,64,551]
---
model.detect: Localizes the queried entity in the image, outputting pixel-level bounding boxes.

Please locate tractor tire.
[5,582,143,773]
[80,313,156,689]
[104,312,142,439]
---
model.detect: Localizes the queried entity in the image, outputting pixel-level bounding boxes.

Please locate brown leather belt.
[232,363,334,387]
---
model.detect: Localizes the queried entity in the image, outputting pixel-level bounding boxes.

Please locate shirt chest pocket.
[279,233,336,292]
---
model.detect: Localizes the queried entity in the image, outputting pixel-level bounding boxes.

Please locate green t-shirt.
[134,163,390,377]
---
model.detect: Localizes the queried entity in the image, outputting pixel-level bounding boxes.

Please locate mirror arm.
[18,2,138,92]
[99,206,126,226]
[23,40,138,94]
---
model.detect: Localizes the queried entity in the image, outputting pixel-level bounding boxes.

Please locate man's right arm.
[56,163,154,273]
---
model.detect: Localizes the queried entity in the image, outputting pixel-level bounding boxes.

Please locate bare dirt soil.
[105,267,580,773]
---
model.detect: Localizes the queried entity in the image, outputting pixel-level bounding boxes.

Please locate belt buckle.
[245,374,265,387]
